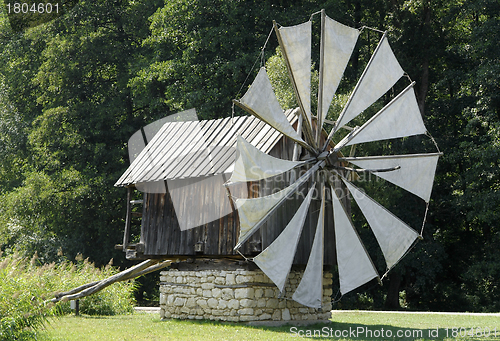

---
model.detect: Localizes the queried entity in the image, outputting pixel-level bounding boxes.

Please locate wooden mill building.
[114,109,336,266]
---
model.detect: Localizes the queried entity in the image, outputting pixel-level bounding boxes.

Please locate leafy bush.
[0,253,136,340]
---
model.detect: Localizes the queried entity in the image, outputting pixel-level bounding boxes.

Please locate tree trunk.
[417,1,432,115]
[384,271,402,310]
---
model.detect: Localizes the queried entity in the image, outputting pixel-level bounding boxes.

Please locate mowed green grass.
[39,311,500,341]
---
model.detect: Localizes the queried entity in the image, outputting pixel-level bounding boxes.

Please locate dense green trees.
[0,0,498,311]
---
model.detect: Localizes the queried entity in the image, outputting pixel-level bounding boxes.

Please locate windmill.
[227,10,441,309]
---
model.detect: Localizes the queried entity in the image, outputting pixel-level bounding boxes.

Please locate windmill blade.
[324,33,404,150]
[233,67,315,154]
[317,11,359,142]
[274,20,316,148]
[331,185,379,296]
[335,83,426,150]
[292,185,325,308]
[253,185,315,293]
[342,153,442,203]
[235,182,298,249]
[342,179,420,269]
[234,161,324,249]
[227,135,305,184]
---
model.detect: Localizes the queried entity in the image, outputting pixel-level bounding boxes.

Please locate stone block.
[266,298,279,309]
[207,298,218,308]
[257,298,266,308]
[240,299,256,308]
[185,297,196,308]
[235,275,251,284]
[272,310,281,321]
[202,290,212,298]
[254,288,263,299]
[238,308,254,315]
[218,299,228,309]
[238,314,254,322]
[212,309,223,316]
[212,288,222,298]
[201,282,214,290]
[235,288,254,299]
[264,288,275,298]
[225,274,235,285]
[174,297,186,306]
[282,308,291,321]
[228,299,240,309]
[260,313,272,320]
[221,288,234,300]
[196,299,207,309]
[322,302,332,311]
[214,276,225,285]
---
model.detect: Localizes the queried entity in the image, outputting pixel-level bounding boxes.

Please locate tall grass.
[0,252,137,340]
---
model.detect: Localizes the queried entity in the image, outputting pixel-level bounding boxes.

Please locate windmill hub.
[325,151,340,168]
[316,151,329,161]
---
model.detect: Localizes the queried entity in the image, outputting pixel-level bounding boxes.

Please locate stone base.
[159,266,333,322]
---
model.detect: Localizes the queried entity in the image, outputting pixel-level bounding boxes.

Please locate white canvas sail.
[228,135,303,184]
[332,186,379,295]
[342,179,420,269]
[318,14,359,124]
[234,161,323,249]
[334,35,404,133]
[343,153,441,202]
[341,84,426,147]
[277,21,312,127]
[234,67,307,148]
[253,186,315,293]
[292,189,325,308]
[235,182,298,248]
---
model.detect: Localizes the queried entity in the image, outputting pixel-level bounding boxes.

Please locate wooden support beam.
[49,259,172,303]
[123,187,133,251]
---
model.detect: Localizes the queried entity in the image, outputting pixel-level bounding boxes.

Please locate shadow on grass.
[155,318,500,340]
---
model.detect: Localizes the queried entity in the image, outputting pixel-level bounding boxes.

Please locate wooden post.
[123,186,132,251]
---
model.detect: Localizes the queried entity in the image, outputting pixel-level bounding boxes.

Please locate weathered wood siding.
[139,131,337,265]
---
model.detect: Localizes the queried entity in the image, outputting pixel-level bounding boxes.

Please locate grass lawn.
[38,310,500,341]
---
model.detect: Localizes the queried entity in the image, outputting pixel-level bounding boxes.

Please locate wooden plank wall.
[140,132,337,265]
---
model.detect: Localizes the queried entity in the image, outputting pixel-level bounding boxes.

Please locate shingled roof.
[115,109,298,186]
